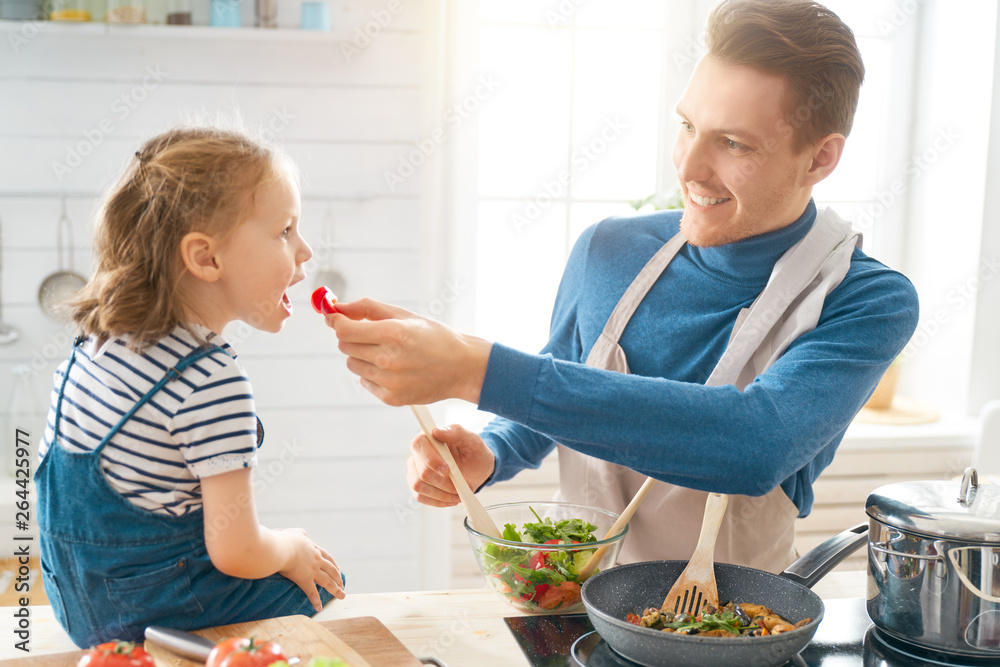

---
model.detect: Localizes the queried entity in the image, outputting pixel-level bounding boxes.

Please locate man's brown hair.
[70,125,289,350]
[705,0,865,150]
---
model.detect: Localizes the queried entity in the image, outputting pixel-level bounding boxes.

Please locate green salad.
[478,508,600,611]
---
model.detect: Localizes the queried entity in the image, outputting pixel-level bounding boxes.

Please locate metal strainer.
[38,199,87,322]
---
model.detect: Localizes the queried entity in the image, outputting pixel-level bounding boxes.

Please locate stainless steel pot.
[866,467,1000,658]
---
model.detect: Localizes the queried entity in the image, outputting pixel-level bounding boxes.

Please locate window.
[441,0,998,425]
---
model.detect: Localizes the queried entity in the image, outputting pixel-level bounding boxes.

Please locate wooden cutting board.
[144,615,371,667]
[6,616,422,667]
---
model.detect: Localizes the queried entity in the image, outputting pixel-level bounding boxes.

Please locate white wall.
[0,0,450,593]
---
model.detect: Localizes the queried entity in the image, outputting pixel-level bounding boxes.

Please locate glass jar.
[254,0,274,27]
[107,0,145,23]
[166,0,191,24]
[88,0,107,22]
[0,0,42,20]
[209,0,239,27]
[49,0,91,21]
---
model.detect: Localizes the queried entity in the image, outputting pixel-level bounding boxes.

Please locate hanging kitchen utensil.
[662,492,729,615]
[410,404,502,539]
[38,199,87,322]
[0,215,19,344]
[313,202,347,299]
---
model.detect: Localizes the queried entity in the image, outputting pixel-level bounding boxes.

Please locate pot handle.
[780,523,868,589]
[958,467,979,506]
[869,541,943,562]
[946,548,1000,603]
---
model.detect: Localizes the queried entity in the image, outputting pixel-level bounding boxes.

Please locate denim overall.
[36,339,334,647]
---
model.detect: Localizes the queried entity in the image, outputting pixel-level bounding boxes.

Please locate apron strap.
[584,233,686,372]
[705,209,859,387]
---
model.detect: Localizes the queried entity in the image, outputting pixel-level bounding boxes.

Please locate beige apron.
[555,207,861,572]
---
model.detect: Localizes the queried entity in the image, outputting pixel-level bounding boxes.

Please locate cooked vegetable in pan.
[625,601,812,637]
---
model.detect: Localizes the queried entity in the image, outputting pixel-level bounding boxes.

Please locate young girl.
[35,126,344,648]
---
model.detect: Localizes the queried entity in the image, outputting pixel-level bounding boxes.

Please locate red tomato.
[537,581,582,610]
[310,286,339,315]
[512,572,534,601]
[530,583,551,602]
[76,642,154,667]
[206,637,288,667]
[530,539,566,570]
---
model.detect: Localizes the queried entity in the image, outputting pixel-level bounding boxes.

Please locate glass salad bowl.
[465,501,628,614]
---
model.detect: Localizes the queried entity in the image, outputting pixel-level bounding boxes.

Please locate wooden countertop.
[0,570,869,666]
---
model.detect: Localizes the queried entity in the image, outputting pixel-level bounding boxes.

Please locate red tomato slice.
[530,538,566,570]
[530,583,551,602]
[310,286,339,315]
[536,581,582,610]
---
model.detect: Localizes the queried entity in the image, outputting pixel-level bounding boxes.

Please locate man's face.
[672,55,819,247]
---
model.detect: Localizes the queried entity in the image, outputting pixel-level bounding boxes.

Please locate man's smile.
[688,192,732,207]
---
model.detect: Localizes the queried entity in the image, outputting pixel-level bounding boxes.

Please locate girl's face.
[215,167,313,333]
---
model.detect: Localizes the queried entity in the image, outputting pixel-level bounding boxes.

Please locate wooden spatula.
[662,492,729,616]
[410,404,502,539]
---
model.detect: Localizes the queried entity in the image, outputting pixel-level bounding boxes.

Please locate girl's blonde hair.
[72,125,288,350]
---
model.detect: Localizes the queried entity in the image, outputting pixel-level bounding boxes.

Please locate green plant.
[629,187,685,212]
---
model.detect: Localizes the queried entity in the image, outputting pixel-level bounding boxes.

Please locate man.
[329,0,919,571]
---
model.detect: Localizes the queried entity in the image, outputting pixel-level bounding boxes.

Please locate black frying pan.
[581,523,868,667]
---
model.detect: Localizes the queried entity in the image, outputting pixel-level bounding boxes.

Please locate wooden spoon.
[410,404,502,539]
[662,492,729,616]
[577,476,657,581]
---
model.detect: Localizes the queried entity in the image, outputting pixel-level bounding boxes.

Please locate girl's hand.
[202,469,344,611]
[406,424,496,507]
[275,527,345,611]
[326,298,493,407]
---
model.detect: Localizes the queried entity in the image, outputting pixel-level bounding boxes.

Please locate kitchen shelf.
[0,18,354,41]
[843,409,978,450]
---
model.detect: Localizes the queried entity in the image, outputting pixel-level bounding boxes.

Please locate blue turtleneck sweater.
[477,201,919,516]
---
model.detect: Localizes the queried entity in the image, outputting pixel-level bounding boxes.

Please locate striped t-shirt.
[39,326,260,516]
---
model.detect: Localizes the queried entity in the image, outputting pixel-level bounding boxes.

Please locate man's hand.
[327,298,492,406]
[406,424,496,507]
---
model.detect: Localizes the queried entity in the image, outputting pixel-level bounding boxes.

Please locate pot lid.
[865,468,1000,543]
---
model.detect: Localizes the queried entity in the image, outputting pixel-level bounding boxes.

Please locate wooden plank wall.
[0,0,439,593]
